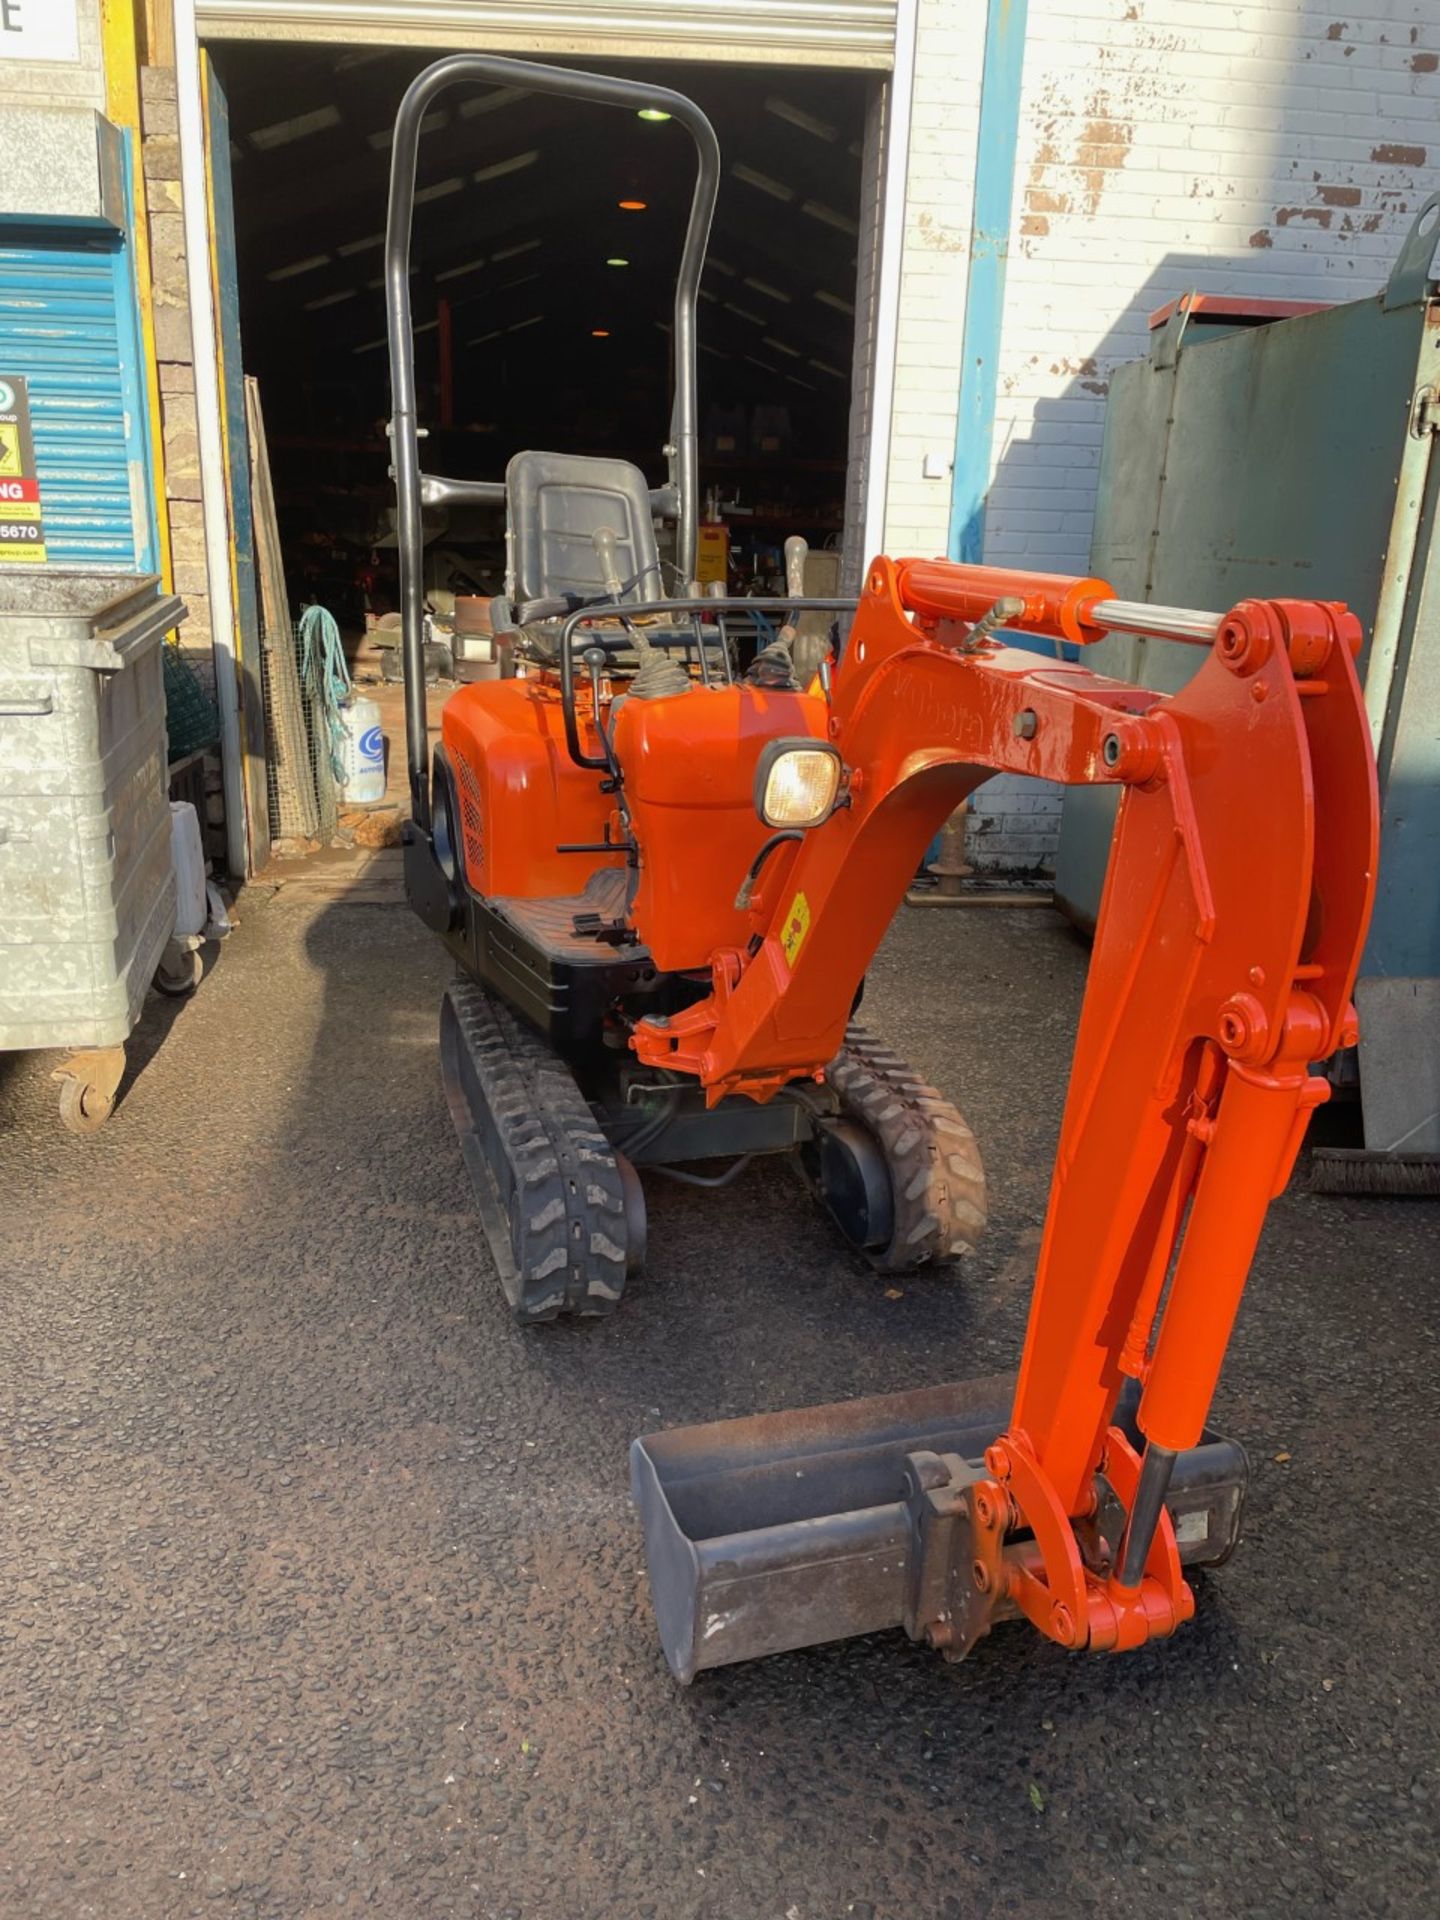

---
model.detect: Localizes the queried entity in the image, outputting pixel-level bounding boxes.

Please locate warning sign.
[780,889,812,969]
[0,377,46,564]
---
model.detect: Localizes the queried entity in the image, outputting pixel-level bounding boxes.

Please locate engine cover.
[613,682,828,972]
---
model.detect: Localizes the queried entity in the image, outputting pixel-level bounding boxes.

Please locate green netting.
[163,642,220,762]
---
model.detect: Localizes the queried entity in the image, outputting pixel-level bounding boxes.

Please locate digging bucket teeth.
[631,1377,1247,1682]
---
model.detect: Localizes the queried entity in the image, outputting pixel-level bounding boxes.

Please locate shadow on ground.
[0,883,1435,1918]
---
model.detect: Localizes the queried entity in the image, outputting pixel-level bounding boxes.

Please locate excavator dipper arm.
[631,555,1378,1673]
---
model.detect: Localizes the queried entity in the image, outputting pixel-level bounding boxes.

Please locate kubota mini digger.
[388,58,1381,1682]
[387,57,985,1321]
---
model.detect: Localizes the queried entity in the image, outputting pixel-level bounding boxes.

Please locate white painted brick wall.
[880,1,986,555]
[989,0,1440,576]
[883,0,1440,871]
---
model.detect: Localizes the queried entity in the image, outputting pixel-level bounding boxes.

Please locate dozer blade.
[440,976,644,1322]
[631,1377,1247,1682]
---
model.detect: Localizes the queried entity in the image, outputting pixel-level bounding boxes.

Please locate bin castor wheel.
[155,946,202,997]
[57,1076,115,1134]
[51,1043,126,1137]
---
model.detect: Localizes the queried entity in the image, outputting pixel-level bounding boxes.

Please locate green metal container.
[1057,198,1440,1155]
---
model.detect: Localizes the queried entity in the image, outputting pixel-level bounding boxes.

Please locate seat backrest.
[505,451,662,605]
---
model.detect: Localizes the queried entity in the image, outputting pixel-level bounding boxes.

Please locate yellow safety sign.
[781,890,812,969]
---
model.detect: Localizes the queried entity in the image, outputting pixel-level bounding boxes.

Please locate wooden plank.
[245,374,319,840]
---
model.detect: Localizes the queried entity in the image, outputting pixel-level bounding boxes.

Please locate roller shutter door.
[0,237,154,570]
[194,0,897,70]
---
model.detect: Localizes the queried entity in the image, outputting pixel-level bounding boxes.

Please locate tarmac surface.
[1,882,1436,1919]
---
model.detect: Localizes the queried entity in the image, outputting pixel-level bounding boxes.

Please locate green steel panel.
[1058,279,1430,936]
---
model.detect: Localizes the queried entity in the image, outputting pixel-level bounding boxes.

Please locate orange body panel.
[441,677,623,899]
[613,683,827,972]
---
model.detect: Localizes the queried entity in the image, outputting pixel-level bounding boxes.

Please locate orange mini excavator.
[388,62,1378,1677]
[388,58,986,1321]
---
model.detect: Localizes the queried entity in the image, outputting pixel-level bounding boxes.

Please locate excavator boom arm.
[633,555,1378,1662]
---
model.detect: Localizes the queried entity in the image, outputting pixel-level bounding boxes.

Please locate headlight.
[756,741,843,829]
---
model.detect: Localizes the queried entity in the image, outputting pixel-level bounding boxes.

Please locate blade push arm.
[636,554,1378,1659]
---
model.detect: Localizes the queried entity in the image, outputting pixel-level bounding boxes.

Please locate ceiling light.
[637,108,672,123]
[591,328,611,338]
[414,178,463,204]
[414,320,438,336]
[459,88,529,119]
[436,257,487,282]
[808,357,847,378]
[337,232,385,257]
[732,164,793,203]
[606,257,630,268]
[507,315,543,333]
[491,238,540,262]
[723,301,764,324]
[764,97,839,143]
[744,276,791,303]
[267,253,331,282]
[500,272,541,290]
[250,105,341,151]
[762,336,801,358]
[700,344,731,360]
[467,329,505,345]
[473,150,539,185]
[618,198,647,211]
[367,109,446,151]
[801,199,859,236]
[814,289,855,314]
[744,355,780,374]
[786,375,817,391]
[707,256,736,276]
[302,288,357,311]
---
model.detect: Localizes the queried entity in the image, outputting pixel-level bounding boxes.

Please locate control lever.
[592,525,626,602]
[784,534,809,600]
[777,535,809,650]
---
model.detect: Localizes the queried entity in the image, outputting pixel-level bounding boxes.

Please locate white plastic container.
[337,695,386,805]
[169,800,207,937]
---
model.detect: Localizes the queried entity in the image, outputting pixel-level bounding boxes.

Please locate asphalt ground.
[1,888,1436,1919]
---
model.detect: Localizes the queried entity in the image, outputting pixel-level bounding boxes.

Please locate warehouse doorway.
[202,44,875,642]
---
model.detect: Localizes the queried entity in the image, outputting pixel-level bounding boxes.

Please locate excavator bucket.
[632,1379,1247,1682]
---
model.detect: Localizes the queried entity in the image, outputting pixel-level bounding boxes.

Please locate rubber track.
[442,978,631,1322]
[827,1023,988,1271]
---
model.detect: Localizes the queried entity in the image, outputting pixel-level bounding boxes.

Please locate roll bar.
[385,54,722,824]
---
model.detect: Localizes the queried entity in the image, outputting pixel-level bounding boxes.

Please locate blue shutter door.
[0,234,153,570]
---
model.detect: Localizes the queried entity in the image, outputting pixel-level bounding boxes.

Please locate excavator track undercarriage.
[440,978,638,1321]
[443,982,988,1320]
[813,1025,987,1270]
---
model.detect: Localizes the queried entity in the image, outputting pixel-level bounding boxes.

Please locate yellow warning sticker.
[780,890,811,968]
[0,424,19,477]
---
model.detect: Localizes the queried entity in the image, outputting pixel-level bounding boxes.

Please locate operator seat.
[506,451,663,606]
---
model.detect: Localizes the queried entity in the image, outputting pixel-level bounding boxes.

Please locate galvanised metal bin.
[0,572,185,1129]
